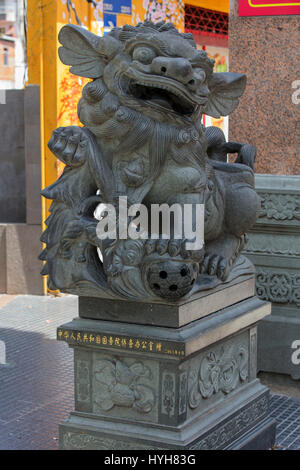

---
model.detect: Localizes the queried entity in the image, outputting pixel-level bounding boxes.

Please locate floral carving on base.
[93,358,155,414]
[189,343,248,409]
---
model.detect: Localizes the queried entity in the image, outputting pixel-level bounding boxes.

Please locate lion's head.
[58,21,246,130]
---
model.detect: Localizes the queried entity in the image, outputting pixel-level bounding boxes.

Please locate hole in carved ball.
[161,66,167,73]
[180,268,188,277]
[169,284,178,291]
[159,271,168,279]
[188,79,195,85]
[191,279,195,285]
[153,283,160,290]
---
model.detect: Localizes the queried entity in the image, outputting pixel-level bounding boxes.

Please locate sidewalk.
[0,294,75,450]
[0,294,299,450]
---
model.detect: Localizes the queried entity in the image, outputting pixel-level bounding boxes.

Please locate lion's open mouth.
[129,81,197,115]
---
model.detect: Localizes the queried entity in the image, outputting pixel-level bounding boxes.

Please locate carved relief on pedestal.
[179,371,188,415]
[63,432,162,450]
[76,359,90,403]
[188,342,249,409]
[93,357,156,414]
[161,372,176,417]
[189,395,268,450]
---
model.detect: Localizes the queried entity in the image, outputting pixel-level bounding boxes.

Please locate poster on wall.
[103,13,117,35]
[239,0,300,16]
[103,0,132,15]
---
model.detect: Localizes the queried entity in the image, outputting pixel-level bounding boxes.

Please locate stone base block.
[258,311,300,380]
[59,382,275,450]
[0,223,44,295]
[58,296,275,450]
[79,275,255,327]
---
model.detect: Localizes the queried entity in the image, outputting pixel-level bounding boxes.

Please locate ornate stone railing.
[243,174,300,379]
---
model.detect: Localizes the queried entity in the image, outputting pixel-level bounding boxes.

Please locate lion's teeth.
[133,78,195,107]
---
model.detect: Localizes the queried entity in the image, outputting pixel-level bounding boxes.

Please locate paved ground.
[0,294,299,450]
[259,371,300,400]
[0,294,75,450]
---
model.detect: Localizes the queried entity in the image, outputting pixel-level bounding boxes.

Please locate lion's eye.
[194,69,206,83]
[133,47,156,65]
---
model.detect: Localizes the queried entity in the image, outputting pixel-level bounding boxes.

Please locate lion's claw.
[200,253,229,281]
[144,238,204,261]
[48,126,89,167]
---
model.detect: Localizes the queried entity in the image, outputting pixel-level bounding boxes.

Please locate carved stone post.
[57,289,275,450]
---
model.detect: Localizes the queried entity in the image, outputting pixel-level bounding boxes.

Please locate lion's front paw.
[200,253,229,281]
[48,126,89,167]
[145,238,204,262]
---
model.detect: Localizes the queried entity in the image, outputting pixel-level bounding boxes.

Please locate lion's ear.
[204,72,246,118]
[58,24,119,79]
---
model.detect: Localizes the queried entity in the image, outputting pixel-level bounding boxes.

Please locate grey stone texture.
[0,86,43,295]
[58,295,276,450]
[0,223,43,295]
[5,224,43,295]
[0,225,6,293]
[41,21,260,302]
[243,175,300,380]
[0,90,26,223]
[78,275,255,327]
[24,86,42,226]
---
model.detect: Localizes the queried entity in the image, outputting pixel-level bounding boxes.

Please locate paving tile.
[0,295,75,450]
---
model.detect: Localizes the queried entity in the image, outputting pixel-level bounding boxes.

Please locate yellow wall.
[27,0,96,293]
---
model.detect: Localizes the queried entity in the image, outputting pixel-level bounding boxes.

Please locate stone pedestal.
[57,278,276,450]
[243,175,300,380]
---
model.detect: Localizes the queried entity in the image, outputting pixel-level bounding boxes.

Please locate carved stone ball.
[146,260,198,300]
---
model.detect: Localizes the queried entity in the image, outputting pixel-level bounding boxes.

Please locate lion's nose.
[151,57,195,85]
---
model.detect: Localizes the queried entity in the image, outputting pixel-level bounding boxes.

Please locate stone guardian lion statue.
[40,21,260,301]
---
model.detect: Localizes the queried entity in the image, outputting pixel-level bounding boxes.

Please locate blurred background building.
[0,0,26,89]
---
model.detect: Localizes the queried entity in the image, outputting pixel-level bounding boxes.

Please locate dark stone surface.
[0,85,43,295]
[243,174,300,380]
[24,85,41,226]
[0,90,26,223]
[0,227,6,293]
[258,314,300,381]
[78,275,254,327]
[59,296,269,356]
[58,295,274,450]
[5,224,43,295]
[229,417,276,450]
[59,387,273,450]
